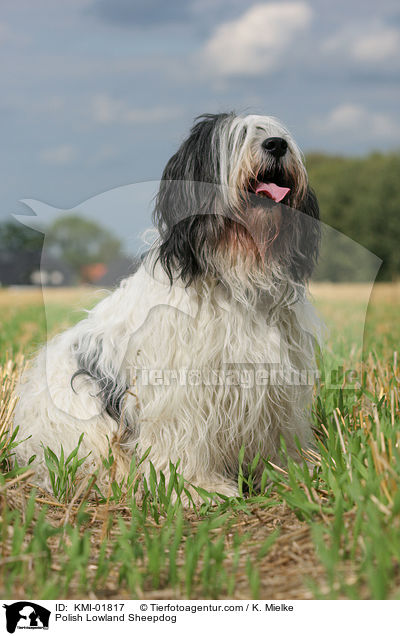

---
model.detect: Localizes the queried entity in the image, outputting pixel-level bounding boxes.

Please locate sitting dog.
[14,112,321,500]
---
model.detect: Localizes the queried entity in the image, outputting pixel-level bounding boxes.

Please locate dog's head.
[153,112,320,288]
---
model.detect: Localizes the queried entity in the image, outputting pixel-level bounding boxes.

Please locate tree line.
[306,151,400,281]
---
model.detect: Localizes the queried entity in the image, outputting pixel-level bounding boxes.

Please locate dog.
[14,112,321,501]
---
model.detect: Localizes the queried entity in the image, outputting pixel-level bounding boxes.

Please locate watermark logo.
[132,365,320,388]
[3,603,51,634]
[13,181,381,418]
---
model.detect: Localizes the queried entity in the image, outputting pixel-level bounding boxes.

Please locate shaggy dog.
[14,112,321,501]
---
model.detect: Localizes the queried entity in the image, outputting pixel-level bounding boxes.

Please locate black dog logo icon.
[3,602,50,633]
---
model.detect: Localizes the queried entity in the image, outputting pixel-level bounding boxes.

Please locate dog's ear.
[290,186,321,282]
[158,213,226,285]
[301,186,320,221]
[152,113,240,284]
[154,175,219,235]
[153,151,223,285]
[154,113,225,232]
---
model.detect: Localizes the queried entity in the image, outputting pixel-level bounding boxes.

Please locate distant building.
[0,250,74,287]
[80,262,108,285]
[0,249,140,288]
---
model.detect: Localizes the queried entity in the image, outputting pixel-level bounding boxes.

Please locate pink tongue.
[255,181,290,202]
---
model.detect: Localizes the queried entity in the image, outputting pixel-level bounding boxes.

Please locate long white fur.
[14,114,320,499]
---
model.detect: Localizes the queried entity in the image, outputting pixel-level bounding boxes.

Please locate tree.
[46,215,123,280]
[0,221,44,252]
[306,152,400,281]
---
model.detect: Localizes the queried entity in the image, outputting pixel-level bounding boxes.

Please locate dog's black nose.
[262,137,288,158]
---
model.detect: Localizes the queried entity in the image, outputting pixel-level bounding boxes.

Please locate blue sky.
[1,0,400,241]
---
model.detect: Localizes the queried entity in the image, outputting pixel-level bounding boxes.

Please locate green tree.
[0,221,43,252]
[306,152,400,281]
[46,215,122,279]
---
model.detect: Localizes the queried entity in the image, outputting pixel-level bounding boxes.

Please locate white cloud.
[92,95,183,125]
[324,23,400,64]
[201,2,312,77]
[313,104,400,140]
[352,28,400,63]
[39,144,77,165]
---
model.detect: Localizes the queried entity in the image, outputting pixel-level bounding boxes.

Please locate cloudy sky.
[1,0,400,237]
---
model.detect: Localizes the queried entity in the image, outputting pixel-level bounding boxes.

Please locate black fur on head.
[152,112,320,286]
[153,113,232,285]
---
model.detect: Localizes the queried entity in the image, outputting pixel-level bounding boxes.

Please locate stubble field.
[0,282,399,599]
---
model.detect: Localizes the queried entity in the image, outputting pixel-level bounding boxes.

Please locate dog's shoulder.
[86,260,199,333]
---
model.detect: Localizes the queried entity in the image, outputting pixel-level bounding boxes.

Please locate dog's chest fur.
[121,272,313,477]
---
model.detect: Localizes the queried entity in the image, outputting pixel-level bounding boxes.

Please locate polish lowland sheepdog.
[14,112,321,501]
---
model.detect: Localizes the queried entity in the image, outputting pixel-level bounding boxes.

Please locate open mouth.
[249,170,291,203]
